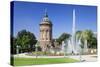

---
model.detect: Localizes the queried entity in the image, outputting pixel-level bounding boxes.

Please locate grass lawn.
[12,57,79,66]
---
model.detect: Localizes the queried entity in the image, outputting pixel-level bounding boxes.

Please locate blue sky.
[12,1,97,39]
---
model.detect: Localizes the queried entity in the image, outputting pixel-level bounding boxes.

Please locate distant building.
[39,10,53,52]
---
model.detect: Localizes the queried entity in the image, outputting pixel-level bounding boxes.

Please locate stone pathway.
[68,55,97,62]
[13,53,97,62]
[13,53,97,67]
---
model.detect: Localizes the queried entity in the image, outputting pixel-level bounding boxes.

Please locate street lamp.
[35,42,39,58]
[16,45,20,55]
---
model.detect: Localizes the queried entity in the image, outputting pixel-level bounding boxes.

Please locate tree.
[75,30,97,53]
[76,30,94,46]
[75,31,82,40]
[11,36,17,54]
[16,30,37,52]
[88,36,97,49]
[75,31,84,48]
[56,33,71,45]
[82,30,94,48]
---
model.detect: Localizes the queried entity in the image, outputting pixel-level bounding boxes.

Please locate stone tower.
[39,9,52,52]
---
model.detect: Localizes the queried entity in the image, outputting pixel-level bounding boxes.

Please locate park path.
[68,55,97,62]
[13,53,97,62]
[13,53,97,67]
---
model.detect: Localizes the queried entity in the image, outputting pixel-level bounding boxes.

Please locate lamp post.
[16,45,20,56]
[35,42,39,58]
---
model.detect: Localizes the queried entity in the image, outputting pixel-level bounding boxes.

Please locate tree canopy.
[15,30,37,53]
[75,30,97,49]
[56,33,71,45]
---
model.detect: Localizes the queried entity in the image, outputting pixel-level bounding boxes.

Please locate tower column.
[39,9,52,51]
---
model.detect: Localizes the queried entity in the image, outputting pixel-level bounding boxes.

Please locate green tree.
[75,31,82,40]
[56,33,71,45]
[88,36,97,48]
[11,36,17,54]
[75,30,97,50]
[82,30,94,48]
[75,31,84,49]
[16,30,37,52]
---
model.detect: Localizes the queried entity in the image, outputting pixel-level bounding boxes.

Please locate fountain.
[61,9,88,55]
[66,38,73,54]
[61,41,65,52]
[64,9,78,54]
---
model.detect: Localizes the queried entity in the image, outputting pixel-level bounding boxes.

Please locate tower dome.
[40,9,52,25]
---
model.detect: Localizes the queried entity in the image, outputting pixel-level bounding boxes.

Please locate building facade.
[39,10,53,52]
